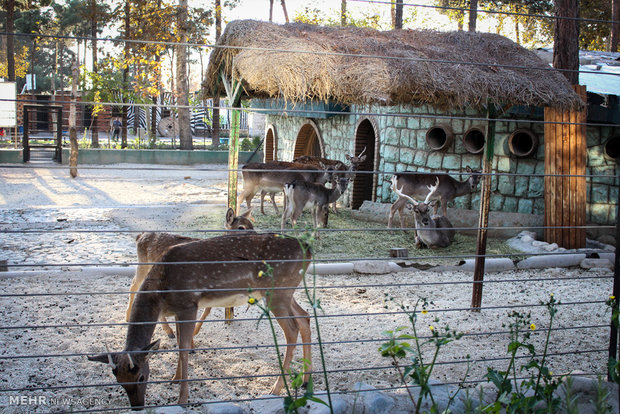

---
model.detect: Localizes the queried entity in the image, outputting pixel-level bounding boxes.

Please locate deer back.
[394,168,479,203]
[142,234,311,309]
[136,232,197,266]
[242,161,327,190]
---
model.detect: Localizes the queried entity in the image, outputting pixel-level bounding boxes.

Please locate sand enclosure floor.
[0,164,614,412]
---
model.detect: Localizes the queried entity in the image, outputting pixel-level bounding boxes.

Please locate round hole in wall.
[605,136,620,160]
[425,124,454,151]
[508,128,539,157]
[463,125,486,154]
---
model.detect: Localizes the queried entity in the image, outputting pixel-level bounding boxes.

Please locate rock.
[531,240,547,247]
[353,382,395,413]
[598,234,616,247]
[580,258,614,270]
[202,401,245,414]
[543,243,559,252]
[353,261,400,274]
[248,395,285,414]
[306,394,350,414]
[518,231,537,240]
[521,235,535,243]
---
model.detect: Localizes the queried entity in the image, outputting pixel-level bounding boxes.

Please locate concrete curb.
[516,254,586,269]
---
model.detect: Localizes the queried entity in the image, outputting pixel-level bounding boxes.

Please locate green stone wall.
[266,104,619,226]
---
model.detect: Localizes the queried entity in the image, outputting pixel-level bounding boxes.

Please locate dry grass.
[205,20,583,110]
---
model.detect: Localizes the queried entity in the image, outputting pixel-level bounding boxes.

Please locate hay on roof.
[205,20,583,110]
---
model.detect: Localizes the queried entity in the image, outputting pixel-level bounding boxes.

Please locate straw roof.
[205,20,584,110]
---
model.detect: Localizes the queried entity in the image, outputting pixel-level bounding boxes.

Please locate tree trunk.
[269,0,274,22]
[212,0,222,146]
[553,0,580,85]
[611,0,619,52]
[122,0,130,149]
[341,0,347,25]
[177,0,192,150]
[394,0,403,29]
[7,0,15,82]
[468,0,478,32]
[281,0,289,23]
[90,0,99,148]
[69,60,80,178]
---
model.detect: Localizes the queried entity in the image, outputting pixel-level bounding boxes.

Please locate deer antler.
[391,176,418,206]
[424,177,440,204]
[104,342,116,370]
[357,146,367,158]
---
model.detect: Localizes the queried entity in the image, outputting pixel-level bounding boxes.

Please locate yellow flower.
[248,297,257,305]
[421,309,428,315]
[610,296,616,301]
[530,323,536,331]
[258,271,264,278]
[550,293,554,297]
[429,325,435,332]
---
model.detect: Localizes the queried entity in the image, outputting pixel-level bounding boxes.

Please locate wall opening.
[351,119,377,210]
[604,136,620,161]
[463,125,486,154]
[294,121,322,159]
[426,124,454,151]
[264,125,277,162]
[508,128,539,157]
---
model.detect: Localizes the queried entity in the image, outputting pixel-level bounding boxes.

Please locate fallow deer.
[125,208,254,342]
[89,233,312,408]
[281,177,349,231]
[392,177,455,248]
[388,166,480,230]
[238,161,328,216]
[293,148,367,212]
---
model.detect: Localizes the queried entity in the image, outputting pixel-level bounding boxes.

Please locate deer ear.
[240,208,252,219]
[142,340,160,361]
[466,165,472,173]
[359,155,367,163]
[87,353,111,364]
[225,208,234,225]
[345,154,351,161]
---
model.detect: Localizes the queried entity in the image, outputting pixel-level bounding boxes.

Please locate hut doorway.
[351,118,377,210]
[294,120,323,158]
[264,125,277,162]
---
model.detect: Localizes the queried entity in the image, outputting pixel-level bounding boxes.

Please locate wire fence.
[1,5,619,412]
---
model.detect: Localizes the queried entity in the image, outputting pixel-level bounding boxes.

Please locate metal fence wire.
[1,5,619,412]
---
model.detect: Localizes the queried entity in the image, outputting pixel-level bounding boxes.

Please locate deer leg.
[269,303,301,395]
[125,277,140,322]
[388,198,407,233]
[291,299,312,386]
[191,307,212,348]
[260,190,267,215]
[270,192,279,214]
[172,309,197,406]
[160,316,176,338]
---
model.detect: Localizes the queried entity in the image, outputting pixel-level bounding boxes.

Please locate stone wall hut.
[205,20,619,238]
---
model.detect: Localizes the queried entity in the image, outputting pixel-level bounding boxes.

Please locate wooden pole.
[222,72,242,323]
[471,104,496,311]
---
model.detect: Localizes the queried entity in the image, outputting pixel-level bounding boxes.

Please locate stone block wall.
[265,103,619,226]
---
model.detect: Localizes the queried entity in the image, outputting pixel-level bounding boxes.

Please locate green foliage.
[482,294,563,413]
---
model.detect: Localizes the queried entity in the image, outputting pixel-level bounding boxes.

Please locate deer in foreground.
[281,177,349,231]
[392,176,455,248]
[125,208,254,342]
[89,233,312,408]
[238,161,328,216]
[387,166,480,230]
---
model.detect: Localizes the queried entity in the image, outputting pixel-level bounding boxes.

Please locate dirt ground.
[0,164,614,412]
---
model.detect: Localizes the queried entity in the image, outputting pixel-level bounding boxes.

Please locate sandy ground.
[0,164,615,412]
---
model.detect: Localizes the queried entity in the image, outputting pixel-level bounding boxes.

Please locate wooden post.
[471,104,496,311]
[544,85,587,248]
[222,72,242,323]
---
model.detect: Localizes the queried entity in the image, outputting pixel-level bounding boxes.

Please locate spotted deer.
[388,166,480,230]
[391,176,455,248]
[124,208,254,342]
[89,233,312,408]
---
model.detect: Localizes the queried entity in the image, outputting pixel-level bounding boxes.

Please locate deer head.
[225,208,254,230]
[345,147,367,169]
[88,340,160,409]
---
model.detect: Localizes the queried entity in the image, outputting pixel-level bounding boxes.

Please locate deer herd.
[88,147,481,409]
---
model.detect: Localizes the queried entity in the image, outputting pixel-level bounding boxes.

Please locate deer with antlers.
[391,176,455,248]
[388,166,480,230]
[89,233,312,408]
[124,208,254,343]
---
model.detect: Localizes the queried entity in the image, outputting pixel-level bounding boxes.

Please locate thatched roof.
[205,20,584,110]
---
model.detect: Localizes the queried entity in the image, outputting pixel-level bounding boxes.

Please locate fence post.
[222,72,243,324]
[471,104,496,311]
[608,179,620,385]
